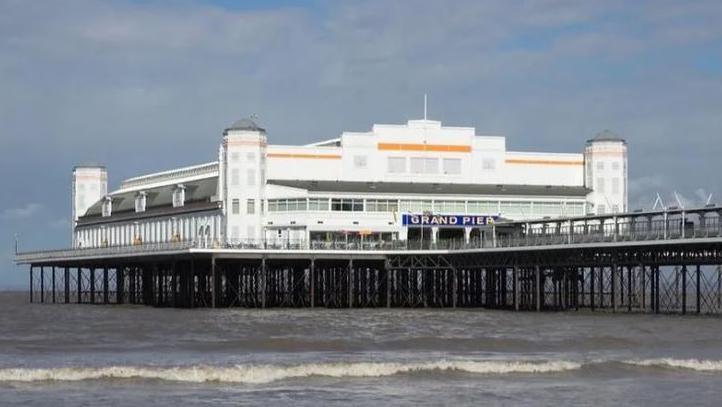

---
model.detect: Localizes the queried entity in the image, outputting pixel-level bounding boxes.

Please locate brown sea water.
[1,291,722,406]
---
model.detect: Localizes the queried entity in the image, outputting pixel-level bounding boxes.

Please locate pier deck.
[16,206,722,314]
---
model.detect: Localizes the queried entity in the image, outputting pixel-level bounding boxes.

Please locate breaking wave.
[0,360,580,383]
[625,358,722,372]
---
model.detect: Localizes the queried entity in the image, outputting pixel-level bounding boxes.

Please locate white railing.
[15,217,722,262]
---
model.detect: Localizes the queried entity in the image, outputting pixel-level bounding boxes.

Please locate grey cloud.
[0,0,721,289]
[1,203,42,221]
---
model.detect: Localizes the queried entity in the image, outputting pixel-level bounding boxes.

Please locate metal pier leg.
[589,266,594,311]
[29,266,33,303]
[452,267,458,309]
[385,259,391,308]
[599,266,604,309]
[513,266,519,311]
[52,266,56,304]
[348,259,354,308]
[696,265,701,314]
[536,266,541,312]
[655,266,660,314]
[682,265,687,315]
[310,259,315,308]
[260,258,266,309]
[103,267,109,304]
[190,259,195,308]
[77,268,82,304]
[627,266,632,312]
[211,257,217,308]
[40,266,44,303]
[64,267,70,304]
[640,264,646,312]
[611,264,617,312]
[90,268,96,304]
[117,266,124,305]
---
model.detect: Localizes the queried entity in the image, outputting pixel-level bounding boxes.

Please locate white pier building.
[71,117,627,248]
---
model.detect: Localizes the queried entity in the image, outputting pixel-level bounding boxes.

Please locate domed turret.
[225,118,265,133]
[587,129,626,144]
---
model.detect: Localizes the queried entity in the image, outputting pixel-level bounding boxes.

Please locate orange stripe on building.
[378,142,472,153]
[267,153,342,160]
[505,158,584,166]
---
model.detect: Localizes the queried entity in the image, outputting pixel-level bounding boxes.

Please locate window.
[260,199,264,214]
[612,204,620,213]
[434,200,465,213]
[467,201,498,214]
[443,158,462,174]
[331,198,363,212]
[612,161,620,171]
[500,201,532,218]
[247,152,256,162]
[267,199,308,212]
[598,204,606,215]
[399,200,433,212]
[232,199,240,214]
[596,178,605,193]
[247,169,256,186]
[231,168,240,186]
[611,177,620,194]
[596,161,604,171]
[565,202,585,216]
[231,226,240,240]
[230,152,240,162]
[533,201,563,217]
[482,158,496,170]
[410,157,439,174]
[309,198,330,211]
[388,157,406,173]
[247,199,255,214]
[247,226,255,240]
[366,199,399,212]
[102,197,112,217]
[353,155,367,168]
[135,193,146,213]
[172,187,185,208]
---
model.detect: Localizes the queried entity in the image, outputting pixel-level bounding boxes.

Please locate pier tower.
[220,119,267,244]
[584,130,628,215]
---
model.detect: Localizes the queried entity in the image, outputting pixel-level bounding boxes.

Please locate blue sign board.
[402,213,499,227]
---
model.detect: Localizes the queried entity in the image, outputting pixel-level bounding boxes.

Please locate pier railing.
[15,214,722,263]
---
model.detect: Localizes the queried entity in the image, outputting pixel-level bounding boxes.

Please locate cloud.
[0,203,42,221]
[0,0,721,290]
[49,218,70,229]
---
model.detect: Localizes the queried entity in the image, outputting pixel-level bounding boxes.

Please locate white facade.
[71,118,628,248]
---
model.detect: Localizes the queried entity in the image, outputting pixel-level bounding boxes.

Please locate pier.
[17,205,722,314]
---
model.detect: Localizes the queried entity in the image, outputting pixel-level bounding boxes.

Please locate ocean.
[1,291,722,406]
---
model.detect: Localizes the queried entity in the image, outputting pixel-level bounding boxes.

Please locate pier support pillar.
[103,267,109,304]
[52,266,56,304]
[260,257,266,309]
[211,257,217,308]
[40,266,44,303]
[64,267,70,304]
[29,265,33,303]
[696,264,701,314]
[90,268,96,304]
[682,265,687,315]
[535,266,542,312]
[513,266,519,311]
[310,259,315,308]
[627,266,632,312]
[348,259,354,308]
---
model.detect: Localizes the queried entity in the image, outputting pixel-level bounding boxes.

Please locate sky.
[1,0,721,289]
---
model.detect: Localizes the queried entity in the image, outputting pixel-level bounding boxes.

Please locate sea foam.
[625,358,722,372]
[0,360,580,383]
